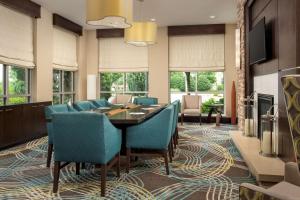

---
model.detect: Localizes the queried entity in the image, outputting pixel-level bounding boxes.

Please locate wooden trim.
[168,24,225,36]
[96,29,124,38]
[0,0,41,18]
[53,14,83,36]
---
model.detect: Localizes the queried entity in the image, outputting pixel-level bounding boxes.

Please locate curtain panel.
[99,38,148,72]
[53,27,78,71]
[169,34,225,72]
[0,5,34,68]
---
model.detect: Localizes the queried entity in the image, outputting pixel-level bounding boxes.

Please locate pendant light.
[86,0,133,28]
[125,0,157,46]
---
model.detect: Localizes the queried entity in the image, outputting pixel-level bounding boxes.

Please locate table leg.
[207,108,214,123]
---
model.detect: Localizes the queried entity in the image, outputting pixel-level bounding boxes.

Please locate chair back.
[116,94,132,104]
[171,100,180,134]
[281,75,300,170]
[182,95,202,110]
[133,97,158,105]
[92,99,111,108]
[52,112,110,163]
[44,104,77,145]
[73,101,96,111]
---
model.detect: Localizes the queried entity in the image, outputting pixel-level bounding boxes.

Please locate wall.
[224,24,238,116]
[148,27,169,103]
[33,7,87,102]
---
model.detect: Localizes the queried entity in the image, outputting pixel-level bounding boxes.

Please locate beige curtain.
[0,5,34,68]
[99,38,148,72]
[53,28,78,71]
[169,34,225,71]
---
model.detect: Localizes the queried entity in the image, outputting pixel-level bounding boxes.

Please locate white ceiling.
[32,0,237,29]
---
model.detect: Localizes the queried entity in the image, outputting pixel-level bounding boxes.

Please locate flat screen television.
[249,18,267,65]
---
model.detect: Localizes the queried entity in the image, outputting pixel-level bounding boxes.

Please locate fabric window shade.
[0,5,34,68]
[53,28,78,71]
[169,34,225,71]
[99,38,148,72]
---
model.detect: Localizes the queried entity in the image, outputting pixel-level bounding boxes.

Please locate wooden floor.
[231,131,285,183]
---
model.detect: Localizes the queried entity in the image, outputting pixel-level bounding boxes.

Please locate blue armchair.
[91,99,112,108]
[126,105,174,175]
[73,101,97,111]
[52,112,122,197]
[169,100,180,158]
[44,104,77,167]
[133,97,158,106]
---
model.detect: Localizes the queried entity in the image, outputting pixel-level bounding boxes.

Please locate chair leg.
[170,138,174,157]
[199,114,202,125]
[101,164,107,197]
[81,162,86,169]
[181,113,184,125]
[47,144,53,168]
[175,127,179,144]
[76,163,80,175]
[126,148,131,173]
[163,150,170,175]
[53,161,60,193]
[168,143,173,163]
[116,153,120,178]
[173,135,177,149]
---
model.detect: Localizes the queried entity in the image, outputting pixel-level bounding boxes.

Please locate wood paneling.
[53,14,83,36]
[168,24,225,36]
[0,0,41,18]
[96,29,124,38]
[0,102,51,150]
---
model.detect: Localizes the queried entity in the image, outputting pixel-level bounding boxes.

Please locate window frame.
[0,64,31,106]
[52,69,75,104]
[99,72,149,99]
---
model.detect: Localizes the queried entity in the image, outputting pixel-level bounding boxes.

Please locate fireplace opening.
[257,93,274,139]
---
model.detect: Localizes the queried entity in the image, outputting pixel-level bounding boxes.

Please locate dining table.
[91,103,167,154]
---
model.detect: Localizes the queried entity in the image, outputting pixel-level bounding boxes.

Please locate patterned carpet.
[0,124,255,200]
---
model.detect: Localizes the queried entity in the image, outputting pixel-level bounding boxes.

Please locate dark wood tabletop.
[92,104,167,126]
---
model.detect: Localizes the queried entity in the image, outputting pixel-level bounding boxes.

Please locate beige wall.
[224,24,238,116]
[148,27,169,103]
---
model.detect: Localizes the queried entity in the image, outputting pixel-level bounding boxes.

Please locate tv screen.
[249,18,267,65]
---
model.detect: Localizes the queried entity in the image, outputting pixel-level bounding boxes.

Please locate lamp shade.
[86,0,133,28]
[87,74,97,100]
[125,22,157,46]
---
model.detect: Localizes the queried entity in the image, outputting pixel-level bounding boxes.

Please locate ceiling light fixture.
[86,0,133,28]
[125,0,157,46]
[210,15,216,19]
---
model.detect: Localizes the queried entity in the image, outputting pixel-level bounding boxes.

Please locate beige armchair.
[181,95,202,125]
[109,94,132,105]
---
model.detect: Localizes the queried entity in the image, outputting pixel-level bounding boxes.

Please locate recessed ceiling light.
[210,15,216,19]
[150,18,156,22]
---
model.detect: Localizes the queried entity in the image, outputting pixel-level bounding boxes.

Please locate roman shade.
[99,38,148,72]
[169,34,225,71]
[53,28,78,71]
[0,5,34,68]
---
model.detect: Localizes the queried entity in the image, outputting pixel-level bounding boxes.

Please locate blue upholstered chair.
[73,101,97,111]
[171,100,180,154]
[91,99,112,108]
[44,104,77,167]
[126,105,175,175]
[133,97,158,106]
[51,112,121,197]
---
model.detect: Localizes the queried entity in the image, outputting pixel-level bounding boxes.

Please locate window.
[53,70,75,104]
[170,71,224,113]
[0,64,31,106]
[100,72,148,100]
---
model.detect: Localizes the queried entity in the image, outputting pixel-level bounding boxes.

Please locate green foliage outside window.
[9,66,26,95]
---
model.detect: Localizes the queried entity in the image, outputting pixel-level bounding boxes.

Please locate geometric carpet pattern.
[0,125,256,200]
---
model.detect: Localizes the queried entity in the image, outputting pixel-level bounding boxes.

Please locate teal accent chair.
[73,101,97,111]
[52,112,121,197]
[44,104,77,167]
[133,97,158,106]
[171,100,180,152]
[92,99,112,108]
[126,104,175,175]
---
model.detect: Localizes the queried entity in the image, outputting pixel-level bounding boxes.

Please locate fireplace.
[257,94,274,139]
